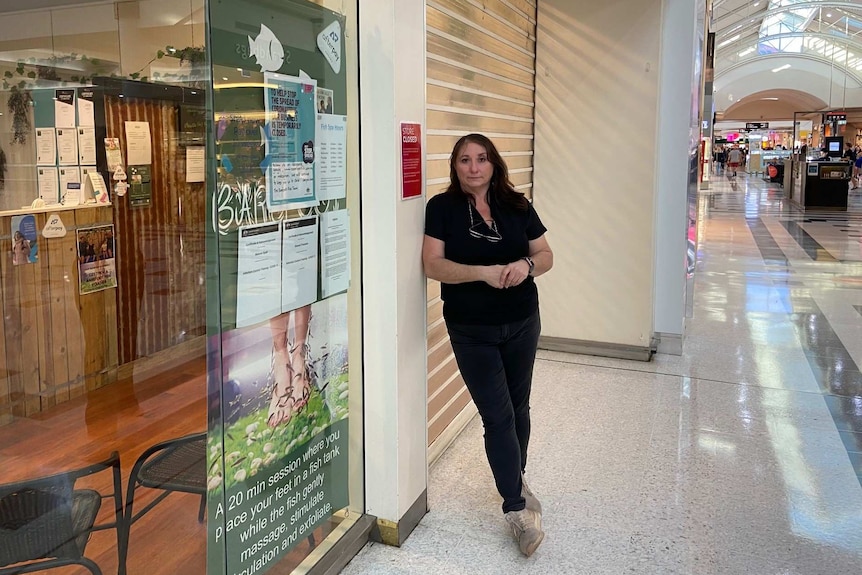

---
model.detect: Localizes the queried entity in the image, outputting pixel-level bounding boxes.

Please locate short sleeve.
[424,194,448,241]
[526,203,547,240]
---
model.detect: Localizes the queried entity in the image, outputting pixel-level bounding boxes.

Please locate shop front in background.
[0,1,363,574]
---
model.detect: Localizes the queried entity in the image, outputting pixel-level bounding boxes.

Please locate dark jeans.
[446,311,541,513]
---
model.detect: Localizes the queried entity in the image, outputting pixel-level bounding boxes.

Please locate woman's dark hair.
[446,133,529,211]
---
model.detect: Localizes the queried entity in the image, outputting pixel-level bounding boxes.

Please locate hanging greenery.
[0,145,6,190]
[7,87,33,145]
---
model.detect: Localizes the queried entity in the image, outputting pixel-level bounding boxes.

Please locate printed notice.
[37,167,59,203]
[319,210,349,298]
[282,217,319,313]
[54,89,76,128]
[186,146,206,183]
[57,128,79,166]
[105,138,124,171]
[78,127,97,165]
[59,167,81,201]
[36,128,56,165]
[236,223,283,328]
[264,72,317,211]
[125,121,153,165]
[315,114,347,201]
[77,87,96,127]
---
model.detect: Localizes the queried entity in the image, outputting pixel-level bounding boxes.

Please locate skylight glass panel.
[758,0,817,54]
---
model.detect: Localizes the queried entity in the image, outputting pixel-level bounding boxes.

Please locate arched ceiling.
[722,88,827,120]
[713,0,862,118]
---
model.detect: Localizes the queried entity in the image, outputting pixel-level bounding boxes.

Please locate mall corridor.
[342,173,862,574]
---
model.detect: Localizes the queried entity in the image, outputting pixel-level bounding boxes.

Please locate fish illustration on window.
[248,24,285,72]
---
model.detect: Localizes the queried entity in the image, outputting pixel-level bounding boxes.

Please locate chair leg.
[198,494,206,523]
[118,485,136,575]
[80,557,104,575]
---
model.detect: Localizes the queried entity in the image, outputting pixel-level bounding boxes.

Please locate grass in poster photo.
[208,296,349,494]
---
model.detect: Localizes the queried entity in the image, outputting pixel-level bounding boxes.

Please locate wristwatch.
[522,256,535,276]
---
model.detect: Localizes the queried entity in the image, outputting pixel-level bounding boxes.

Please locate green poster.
[205,2,350,575]
[128,165,152,207]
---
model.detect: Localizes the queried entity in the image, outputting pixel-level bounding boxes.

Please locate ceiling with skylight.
[713,0,862,118]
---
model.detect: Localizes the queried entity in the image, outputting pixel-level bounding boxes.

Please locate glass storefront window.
[0,0,362,574]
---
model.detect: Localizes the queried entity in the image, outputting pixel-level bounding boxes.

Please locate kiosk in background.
[825,136,844,158]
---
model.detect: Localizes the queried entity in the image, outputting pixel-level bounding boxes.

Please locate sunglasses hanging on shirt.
[467,202,503,242]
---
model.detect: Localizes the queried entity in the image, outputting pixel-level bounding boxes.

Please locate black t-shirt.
[424,191,547,325]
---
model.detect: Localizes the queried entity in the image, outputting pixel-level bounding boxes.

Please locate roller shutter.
[425,0,538,453]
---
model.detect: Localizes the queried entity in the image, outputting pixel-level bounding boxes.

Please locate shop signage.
[745,122,769,130]
[825,112,847,122]
[400,122,422,200]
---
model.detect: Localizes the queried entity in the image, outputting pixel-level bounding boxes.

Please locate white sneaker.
[504,508,545,557]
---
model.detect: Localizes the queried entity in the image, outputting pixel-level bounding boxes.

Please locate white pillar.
[358,0,428,546]
[653,0,703,354]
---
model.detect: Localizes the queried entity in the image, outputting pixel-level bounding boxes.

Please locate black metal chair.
[119,432,206,575]
[0,452,124,575]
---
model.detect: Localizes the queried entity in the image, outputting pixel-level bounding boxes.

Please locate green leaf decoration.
[3,71,11,78]
[130,72,140,79]
[157,50,165,59]
[26,71,36,79]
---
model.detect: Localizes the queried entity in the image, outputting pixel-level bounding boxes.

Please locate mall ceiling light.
[739,47,756,57]
[771,64,791,72]
[761,97,779,100]
[718,34,741,48]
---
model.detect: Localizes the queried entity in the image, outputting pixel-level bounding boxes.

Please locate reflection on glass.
[0,1,208,574]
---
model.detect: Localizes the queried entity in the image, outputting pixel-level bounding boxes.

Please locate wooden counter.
[0,206,117,422]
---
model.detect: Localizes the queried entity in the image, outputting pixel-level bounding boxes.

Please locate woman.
[422,133,553,557]
[12,231,30,266]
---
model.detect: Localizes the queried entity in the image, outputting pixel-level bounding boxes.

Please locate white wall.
[359,0,428,528]
[534,0,662,350]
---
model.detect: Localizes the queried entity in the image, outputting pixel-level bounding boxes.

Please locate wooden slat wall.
[0,207,117,422]
[425,0,538,446]
[104,97,206,365]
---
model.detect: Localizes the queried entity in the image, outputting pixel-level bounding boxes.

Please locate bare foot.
[267,359,297,428]
[287,347,312,414]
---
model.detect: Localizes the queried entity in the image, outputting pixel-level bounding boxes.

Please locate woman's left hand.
[500,259,530,289]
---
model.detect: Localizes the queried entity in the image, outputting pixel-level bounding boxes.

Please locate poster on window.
[76,224,117,294]
[11,215,38,266]
[206,295,349,575]
[207,4,350,575]
[264,72,317,212]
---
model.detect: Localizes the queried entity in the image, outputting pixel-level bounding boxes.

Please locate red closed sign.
[400,122,422,200]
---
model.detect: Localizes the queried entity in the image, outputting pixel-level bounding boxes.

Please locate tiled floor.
[342,173,862,574]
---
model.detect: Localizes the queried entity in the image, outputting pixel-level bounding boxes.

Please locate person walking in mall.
[714,145,726,175]
[422,133,553,557]
[727,144,743,178]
